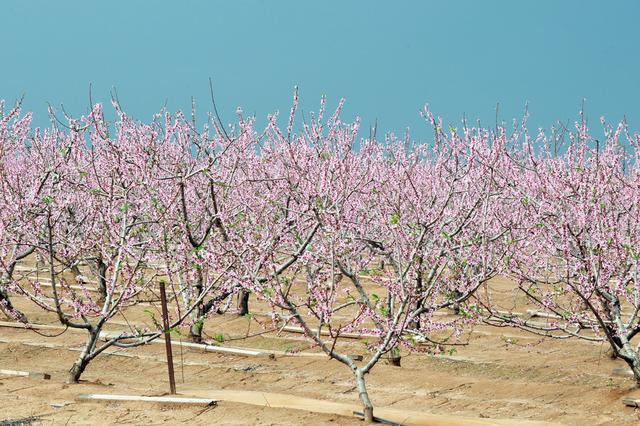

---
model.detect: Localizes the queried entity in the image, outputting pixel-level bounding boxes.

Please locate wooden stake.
[159,282,176,395]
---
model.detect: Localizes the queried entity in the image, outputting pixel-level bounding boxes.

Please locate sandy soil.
[2,272,640,425]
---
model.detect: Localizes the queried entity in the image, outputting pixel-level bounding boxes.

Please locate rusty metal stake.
[159,282,176,395]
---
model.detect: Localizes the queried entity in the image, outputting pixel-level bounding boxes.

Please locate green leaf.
[169,327,183,337]
[143,309,161,329]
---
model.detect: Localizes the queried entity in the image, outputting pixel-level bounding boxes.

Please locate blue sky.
[1,1,638,141]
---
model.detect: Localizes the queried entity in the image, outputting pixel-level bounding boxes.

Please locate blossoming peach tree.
[231,100,512,421]
[486,115,640,383]
[1,102,237,382]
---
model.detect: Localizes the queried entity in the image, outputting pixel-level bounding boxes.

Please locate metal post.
[159,282,176,394]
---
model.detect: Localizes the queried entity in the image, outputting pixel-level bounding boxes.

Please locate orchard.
[1,94,640,424]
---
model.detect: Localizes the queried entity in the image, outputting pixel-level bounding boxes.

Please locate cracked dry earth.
[2,276,640,425]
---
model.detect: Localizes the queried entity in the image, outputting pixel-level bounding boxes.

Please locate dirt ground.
[2,273,640,425]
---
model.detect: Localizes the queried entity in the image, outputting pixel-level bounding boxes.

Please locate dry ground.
[2,273,640,425]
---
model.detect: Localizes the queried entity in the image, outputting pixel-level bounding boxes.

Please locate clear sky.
[1,1,638,140]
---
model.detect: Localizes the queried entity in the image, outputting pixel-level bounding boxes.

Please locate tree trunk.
[67,330,98,383]
[386,347,401,367]
[189,272,205,343]
[238,290,250,316]
[36,252,45,268]
[96,258,108,303]
[355,369,374,423]
[189,322,204,343]
[609,347,620,359]
[189,291,233,342]
[624,357,640,386]
[68,358,89,383]
[385,296,401,366]
[189,303,205,343]
[451,289,463,314]
[608,336,623,359]
[71,264,82,278]
[618,342,640,385]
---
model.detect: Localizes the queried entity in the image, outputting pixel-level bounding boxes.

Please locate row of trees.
[1,96,639,422]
